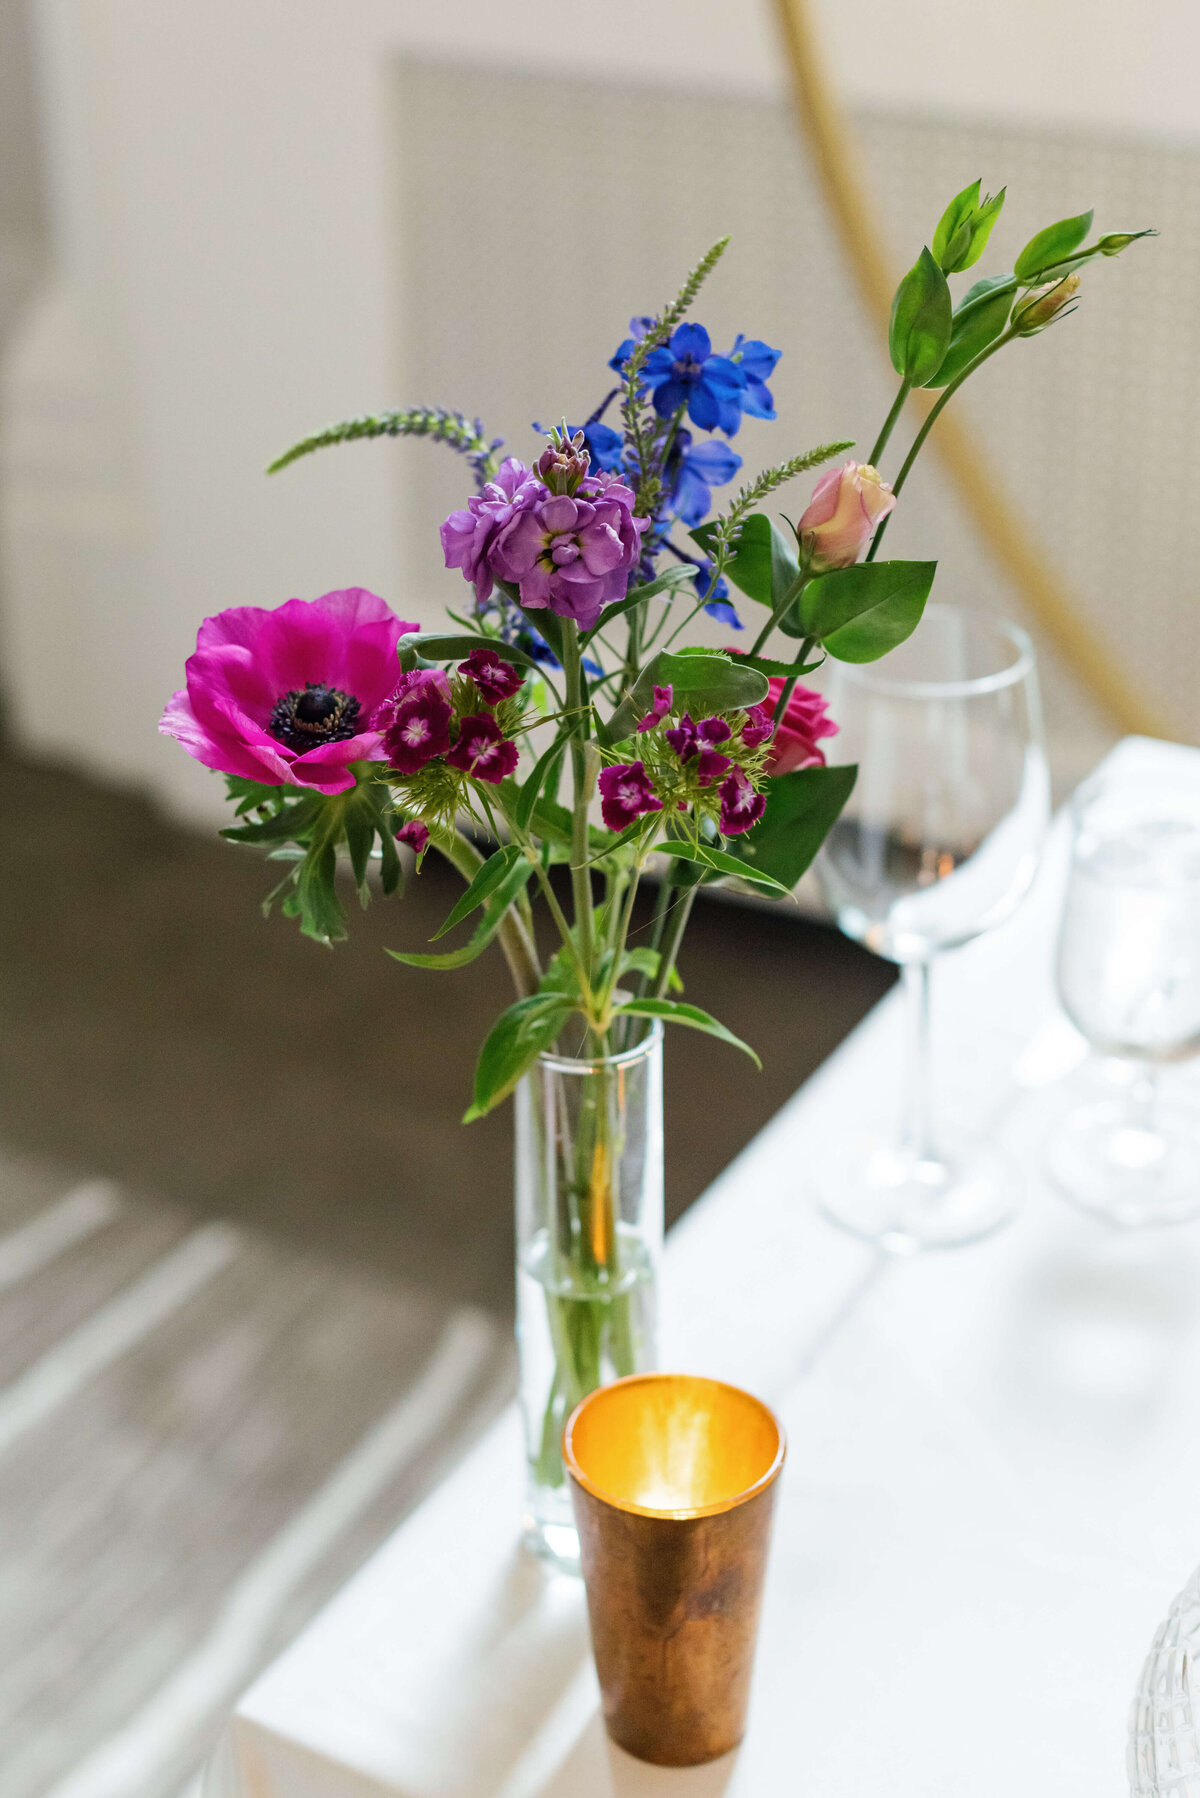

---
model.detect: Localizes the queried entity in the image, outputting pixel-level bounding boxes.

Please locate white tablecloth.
[206,736,1200,1798]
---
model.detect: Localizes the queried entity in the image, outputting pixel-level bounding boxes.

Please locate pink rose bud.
[763,678,839,775]
[797,462,896,572]
[1012,273,1080,336]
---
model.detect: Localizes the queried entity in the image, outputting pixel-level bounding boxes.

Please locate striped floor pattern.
[0,1147,513,1798]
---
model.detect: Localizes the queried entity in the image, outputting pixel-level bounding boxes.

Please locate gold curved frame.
[772,0,1164,741]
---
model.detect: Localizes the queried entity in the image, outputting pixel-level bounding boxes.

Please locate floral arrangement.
[161,188,1147,1527]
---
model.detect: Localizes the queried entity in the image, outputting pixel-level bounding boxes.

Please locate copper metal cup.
[563,1372,785,1768]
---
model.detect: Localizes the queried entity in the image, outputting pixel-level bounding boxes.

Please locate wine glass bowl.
[818,607,1048,963]
[814,604,1049,1251]
[1048,772,1200,1228]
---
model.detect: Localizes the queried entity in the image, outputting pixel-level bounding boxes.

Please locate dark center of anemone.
[268,682,362,754]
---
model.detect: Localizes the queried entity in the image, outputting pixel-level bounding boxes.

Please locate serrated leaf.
[888,248,953,385]
[295,835,346,945]
[734,652,823,679]
[431,843,523,939]
[800,561,935,663]
[1014,209,1094,282]
[611,999,761,1068]
[221,797,321,845]
[720,764,857,890]
[464,994,578,1121]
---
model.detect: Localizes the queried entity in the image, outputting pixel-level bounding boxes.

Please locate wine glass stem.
[1127,1065,1160,1138]
[901,959,939,1165]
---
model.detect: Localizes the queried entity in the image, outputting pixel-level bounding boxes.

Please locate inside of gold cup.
[563,1374,784,1518]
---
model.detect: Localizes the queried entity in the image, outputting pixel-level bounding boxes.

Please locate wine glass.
[813,603,1049,1251]
[1047,770,1200,1227]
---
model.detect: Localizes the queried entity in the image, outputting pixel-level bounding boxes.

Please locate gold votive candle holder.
[563,1372,785,1767]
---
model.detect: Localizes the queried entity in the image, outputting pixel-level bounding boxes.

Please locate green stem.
[652,877,699,1000]
[867,330,1016,564]
[434,828,540,997]
[561,622,596,984]
[867,378,912,470]
[748,572,811,657]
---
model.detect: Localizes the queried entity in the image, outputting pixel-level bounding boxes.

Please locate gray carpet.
[0,1145,511,1798]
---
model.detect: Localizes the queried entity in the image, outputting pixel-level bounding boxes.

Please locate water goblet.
[814,603,1049,1251]
[1047,770,1200,1227]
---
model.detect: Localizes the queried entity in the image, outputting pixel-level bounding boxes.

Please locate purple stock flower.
[740,702,775,750]
[396,819,429,856]
[636,684,674,733]
[446,714,520,785]
[719,767,767,836]
[440,458,539,605]
[374,668,454,774]
[598,762,663,832]
[159,588,419,796]
[488,469,648,631]
[461,646,524,704]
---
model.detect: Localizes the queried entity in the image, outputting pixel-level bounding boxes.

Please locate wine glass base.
[817,1139,1022,1254]
[1046,1100,1200,1228]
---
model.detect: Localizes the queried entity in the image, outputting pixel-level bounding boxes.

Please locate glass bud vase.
[515,1021,663,1572]
[1129,1560,1200,1795]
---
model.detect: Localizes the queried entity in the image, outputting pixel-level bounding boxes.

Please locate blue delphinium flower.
[730,335,782,421]
[640,324,745,435]
[608,317,655,381]
[580,420,625,474]
[669,431,742,527]
[694,559,742,631]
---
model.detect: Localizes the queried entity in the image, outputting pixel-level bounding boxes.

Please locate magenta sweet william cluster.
[372,647,521,786]
[440,452,648,631]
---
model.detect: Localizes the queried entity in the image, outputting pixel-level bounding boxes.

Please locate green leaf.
[925,275,1015,389]
[585,564,697,640]
[655,837,791,896]
[733,652,823,679]
[931,180,1005,274]
[399,632,539,673]
[800,560,935,663]
[515,733,568,834]
[691,513,776,606]
[387,856,532,969]
[295,833,346,946]
[1014,209,1094,282]
[221,797,321,845]
[888,248,953,385]
[431,843,523,939]
[612,999,761,1068]
[720,764,857,890]
[606,650,769,742]
[464,993,578,1121]
[344,808,373,896]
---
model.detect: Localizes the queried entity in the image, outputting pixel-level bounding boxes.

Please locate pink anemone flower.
[159,588,418,795]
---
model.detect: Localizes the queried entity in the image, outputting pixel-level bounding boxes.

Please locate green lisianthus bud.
[1012,273,1081,336]
[1098,229,1156,256]
[932,180,1006,275]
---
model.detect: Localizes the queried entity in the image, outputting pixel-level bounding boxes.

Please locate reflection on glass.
[1048,772,1200,1227]
[815,604,1049,1251]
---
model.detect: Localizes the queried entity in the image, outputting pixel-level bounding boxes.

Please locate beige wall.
[1,1,1196,821]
